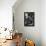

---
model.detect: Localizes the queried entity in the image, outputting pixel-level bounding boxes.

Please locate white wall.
[0,0,16,30]
[41,0,46,46]
[13,0,41,46]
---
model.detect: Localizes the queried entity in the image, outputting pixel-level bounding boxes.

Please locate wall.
[13,0,41,46]
[41,0,46,46]
[0,0,16,30]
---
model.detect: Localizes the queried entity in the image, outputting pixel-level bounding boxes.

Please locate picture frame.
[24,12,35,26]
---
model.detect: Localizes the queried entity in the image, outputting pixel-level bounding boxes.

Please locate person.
[24,13,28,26]
[24,13,33,26]
[15,34,22,46]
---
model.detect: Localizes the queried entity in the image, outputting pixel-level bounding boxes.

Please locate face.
[25,13,28,19]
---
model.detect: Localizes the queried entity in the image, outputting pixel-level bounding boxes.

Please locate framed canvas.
[24,12,35,26]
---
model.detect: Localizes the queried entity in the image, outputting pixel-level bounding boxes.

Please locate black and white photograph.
[24,12,35,26]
